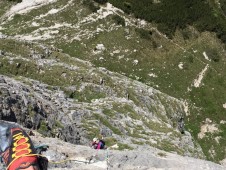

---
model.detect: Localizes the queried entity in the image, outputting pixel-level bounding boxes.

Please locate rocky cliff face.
[0,38,209,164]
[0,64,202,158]
[0,37,203,158]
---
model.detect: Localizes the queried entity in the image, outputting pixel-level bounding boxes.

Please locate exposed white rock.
[193,64,209,88]
[5,0,57,19]
[198,118,219,139]
[95,44,105,51]
[220,120,226,124]
[178,62,183,69]
[203,51,211,61]
[31,22,40,27]
[223,103,226,109]
[148,73,157,78]
[132,59,138,65]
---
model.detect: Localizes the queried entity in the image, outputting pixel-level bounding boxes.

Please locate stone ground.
[29,131,225,170]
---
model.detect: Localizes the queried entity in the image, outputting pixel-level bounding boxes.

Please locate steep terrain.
[0,121,225,170]
[0,0,226,166]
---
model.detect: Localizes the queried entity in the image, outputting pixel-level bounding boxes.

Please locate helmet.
[93,137,98,142]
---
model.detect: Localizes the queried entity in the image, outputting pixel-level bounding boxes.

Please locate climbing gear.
[178,117,185,134]
[92,138,105,149]
[35,145,49,154]
[0,127,38,170]
[106,149,109,170]
[99,140,105,149]
[34,145,49,170]
[93,138,98,143]
[37,155,48,170]
[0,121,48,170]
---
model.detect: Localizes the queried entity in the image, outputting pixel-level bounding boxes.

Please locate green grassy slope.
[107,0,226,43]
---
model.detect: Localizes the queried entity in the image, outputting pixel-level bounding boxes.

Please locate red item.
[9,156,37,170]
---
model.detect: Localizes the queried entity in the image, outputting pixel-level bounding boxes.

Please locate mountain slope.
[1,0,226,164]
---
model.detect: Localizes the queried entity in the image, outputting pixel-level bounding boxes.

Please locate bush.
[135,28,152,40]
[112,15,125,26]
[83,0,100,12]
[94,0,107,4]
[123,2,132,14]
[14,14,21,20]
[108,0,226,43]
[7,0,22,2]
[206,49,221,62]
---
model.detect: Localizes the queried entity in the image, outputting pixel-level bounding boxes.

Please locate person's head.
[93,137,99,143]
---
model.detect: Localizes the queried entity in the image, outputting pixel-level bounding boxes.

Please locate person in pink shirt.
[91,138,105,149]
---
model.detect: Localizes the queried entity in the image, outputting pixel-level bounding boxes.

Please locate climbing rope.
[49,158,91,164]
[35,154,92,165]
[35,146,111,168]
[106,149,110,170]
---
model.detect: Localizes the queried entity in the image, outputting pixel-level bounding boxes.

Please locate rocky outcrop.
[0,75,88,145]
[34,135,225,170]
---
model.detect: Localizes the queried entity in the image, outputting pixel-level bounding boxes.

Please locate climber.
[178,117,185,134]
[91,137,106,149]
[0,120,48,170]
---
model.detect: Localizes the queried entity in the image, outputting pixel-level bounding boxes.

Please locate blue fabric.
[0,121,17,152]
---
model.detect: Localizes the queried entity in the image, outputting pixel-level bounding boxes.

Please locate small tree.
[123,2,132,14]
[206,49,221,62]
[112,15,125,27]
[135,28,152,40]
[83,0,100,12]
[94,0,107,4]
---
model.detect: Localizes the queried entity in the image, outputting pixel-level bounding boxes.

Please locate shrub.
[123,2,132,14]
[135,28,152,40]
[206,49,221,62]
[112,15,125,26]
[7,0,22,2]
[94,0,107,4]
[83,0,100,12]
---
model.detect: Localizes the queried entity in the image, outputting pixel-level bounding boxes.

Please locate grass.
[118,143,133,150]
[104,137,117,147]
[112,103,141,120]
[38,120,48,135]
[159,139,184,155]
[0,1,14,17]
[129,132,146,139]
[143,119,172,133]
[93,113,122,135]
[0,39,30,56]
[67,86,106,103]
[81,120,100,140]
[157,152,167,157]
[102,108,115,117]
[131,139,145,145]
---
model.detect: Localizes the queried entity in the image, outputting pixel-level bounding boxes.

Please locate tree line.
[94,0,226,43]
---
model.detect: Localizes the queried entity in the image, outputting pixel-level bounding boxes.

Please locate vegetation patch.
[93,113,122,135]
[118,143,133,150]
[157,152,167,157]
[37,120,48,135]
[112,15,125,26]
